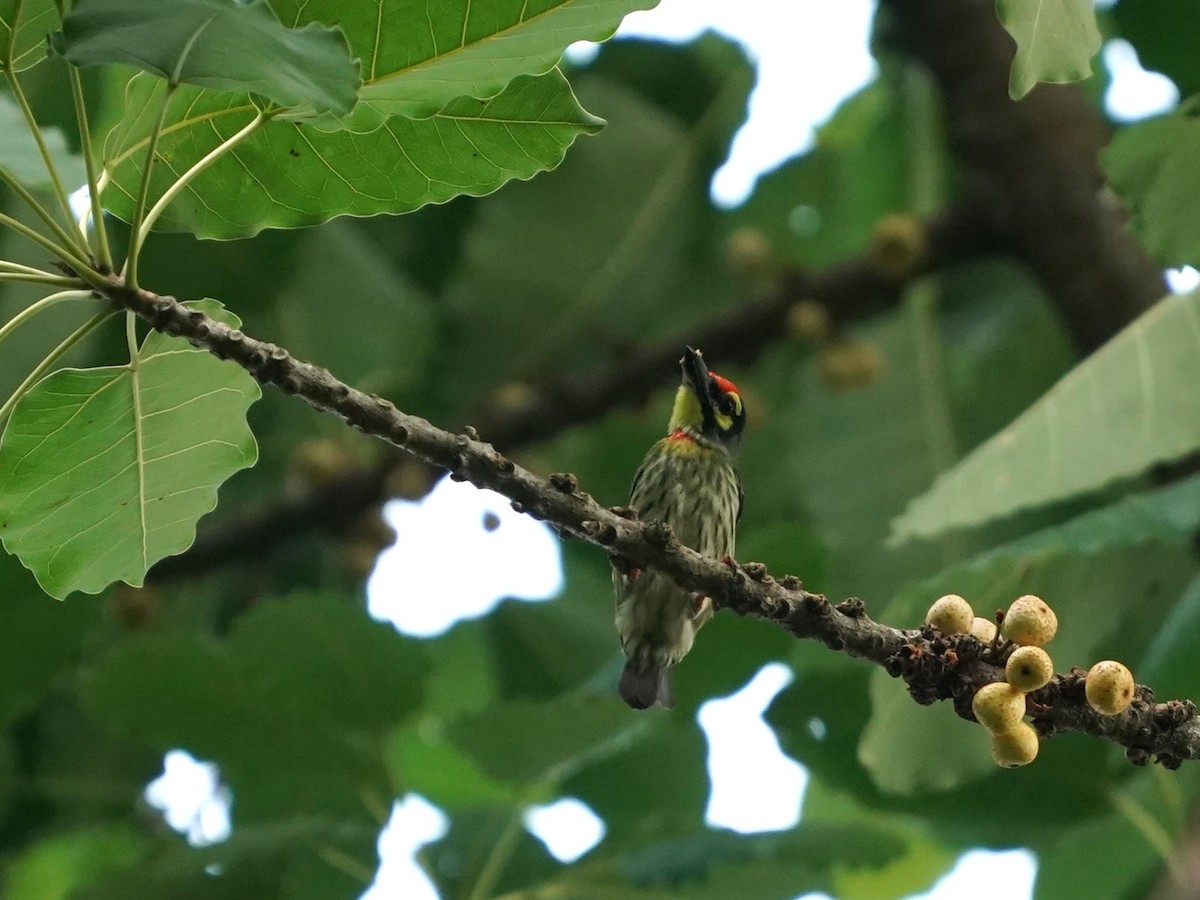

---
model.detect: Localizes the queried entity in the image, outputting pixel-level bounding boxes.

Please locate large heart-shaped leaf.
[57,0,359,116]
[274,0,659,128]
[101,70,602,238]
[892,289,1200,542]
[0,0,58,71]
[0,300,259,598]
[996,0,1102,99]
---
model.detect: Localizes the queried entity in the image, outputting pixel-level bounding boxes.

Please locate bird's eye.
[718,395,735,415]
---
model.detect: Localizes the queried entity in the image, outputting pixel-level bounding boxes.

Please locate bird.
[614,346,745,709]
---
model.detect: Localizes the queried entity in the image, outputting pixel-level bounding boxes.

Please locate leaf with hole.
[0,300,259,598]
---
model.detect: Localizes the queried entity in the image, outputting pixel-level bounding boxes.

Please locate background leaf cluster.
[0,1,1199,899]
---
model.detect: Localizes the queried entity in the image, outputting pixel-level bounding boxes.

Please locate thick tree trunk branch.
[102,274,1200,767]
[881,0,1166,352]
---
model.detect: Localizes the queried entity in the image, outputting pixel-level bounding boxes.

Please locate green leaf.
[389,724,515,809]
[892,289,1200,542]
[603,823,906,900]
[57,0,359,116]
[0,555,97,724]
[892,475,1200,660]
[1136,571,1200,701]
[73,819,378,900]
[1103,102,1200,268]
[563,721,708,848]
[0,93,86,189]
[422,809,561,900]
[101,70,602,238]
[0,300,259,598]
[4,827,143,900]
[802,781,956,900]
[82,594,426,821]
[482,545,616,701]
[449,694,646,786]
[778,478,1198,807]
[859,671,995,796]
[1032,769,1198,900]
[275,220,435,392]
[939,260,1076,451]
[996,0,1102,99]
[275,0,659,128]
[0,0,58,71]
[770,310,961,601]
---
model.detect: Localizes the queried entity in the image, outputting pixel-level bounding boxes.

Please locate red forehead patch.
[709,372,739,395]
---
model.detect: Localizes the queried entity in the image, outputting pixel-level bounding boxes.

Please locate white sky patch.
[68,184,92,221]
[698,662,806,833]
[361,795,448,900]
[368,476,563,637]
[1166,266,1200,295]
[524,797,607,863]
[905,849,1037,900]
[143,749,232,847]
[571,0,877,207]
[1103,39,1179,122]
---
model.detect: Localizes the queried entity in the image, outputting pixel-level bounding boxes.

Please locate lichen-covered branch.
[101,273,1200,767]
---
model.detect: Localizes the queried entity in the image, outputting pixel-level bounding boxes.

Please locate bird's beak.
[681,346,713,413]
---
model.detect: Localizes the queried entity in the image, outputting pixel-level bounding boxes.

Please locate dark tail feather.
[619,660,674,710]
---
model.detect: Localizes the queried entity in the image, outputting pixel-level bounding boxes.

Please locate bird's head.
[667,346,745,451]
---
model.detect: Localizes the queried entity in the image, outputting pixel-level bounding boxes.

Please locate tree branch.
[149,199,995,579]
[102,274,1200,768]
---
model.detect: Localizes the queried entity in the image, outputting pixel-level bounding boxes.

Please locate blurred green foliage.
[0,1,1199,899]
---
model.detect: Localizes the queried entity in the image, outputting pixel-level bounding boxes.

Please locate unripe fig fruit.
[970,616,997,644]
[991,721,1039,768]
[1085,660,1135,716]
[972,682,1026,734]
[1002,594,1058,646]
[1006,646,1054,693]
[787,300,830,343]
[926,594,974,635]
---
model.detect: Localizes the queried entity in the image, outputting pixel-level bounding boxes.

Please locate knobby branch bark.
[150,199,994,579]
[103,273,1200,768]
